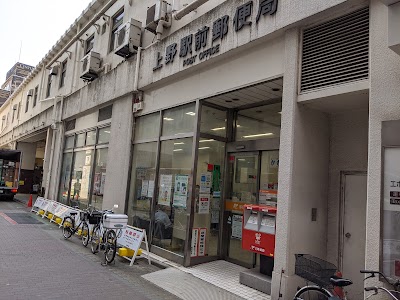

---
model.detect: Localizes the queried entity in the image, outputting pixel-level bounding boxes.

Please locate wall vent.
[300,7,369,93]
[65,119,76,131]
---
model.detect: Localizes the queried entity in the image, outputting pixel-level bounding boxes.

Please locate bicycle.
[293,254,352,300]
[90,210,127,265]
[62,207,91,247]
[362,270,400,299]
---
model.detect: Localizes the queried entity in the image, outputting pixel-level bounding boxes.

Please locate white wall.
[17,142,36,170]
[326,110,369,267]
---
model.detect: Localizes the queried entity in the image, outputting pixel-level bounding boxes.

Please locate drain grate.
[4,213,43,224]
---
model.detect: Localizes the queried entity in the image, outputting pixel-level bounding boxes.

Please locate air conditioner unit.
[133,101,144,113]
[80,51,101,81]
[114,19,142,58]
[145,0,168,33]
[49,66,58,76]
[27,89,34,97]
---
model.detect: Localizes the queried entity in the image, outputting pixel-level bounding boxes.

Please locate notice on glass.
[147,180,154,198]
[173,175,188,208]
[198,194,210,214]
[200,172,212,194]
[191,228,199,257]
[100,172,106,195]
[198,228,206,256]
[231,214,243,239]
[141,180,149,197]
[158,175,172,207]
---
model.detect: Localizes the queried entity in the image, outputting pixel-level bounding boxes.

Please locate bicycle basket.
[88,211,102,225]
[295,254,337,287]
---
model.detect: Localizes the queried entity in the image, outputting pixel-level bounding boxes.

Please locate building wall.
[367,0,400,289]
[326,109,369,267]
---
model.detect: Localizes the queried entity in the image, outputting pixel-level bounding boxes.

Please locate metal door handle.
[345,232,351,238]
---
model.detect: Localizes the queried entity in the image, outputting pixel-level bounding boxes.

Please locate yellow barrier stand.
[118,248,142,257]
[47,213,53,220]
[38,210,45,215]
[55,217,62,224]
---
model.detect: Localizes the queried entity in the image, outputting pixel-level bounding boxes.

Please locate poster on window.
[200,172,212,194]
[231,214,243,239]
[198,194,210,214]
[191,228,199,257]
[198,228,206,256]
[141,180,149,197]
[147,180,154,198]
[158,175,172,206]
[173,175,188,208]
[80,166,91,199]
[100,172,106,195]
[383,148,400,278]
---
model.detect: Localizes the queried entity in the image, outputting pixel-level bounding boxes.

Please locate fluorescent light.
[236,125,242,128]
[211,127,225,131]
[238,158,246,161]
[198,147,210,150]
[174,142,185,145]
[173,149,183,152]
[163,117,174,121]
[243,133,273,138]
[278,111,282,115]
[199,139,215,143]
[104,131,110,133]
[186,112,196,116]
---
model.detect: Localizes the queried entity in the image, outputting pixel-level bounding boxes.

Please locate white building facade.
[1,0,400,298]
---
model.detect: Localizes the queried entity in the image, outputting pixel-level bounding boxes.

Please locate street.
[0,199,179,300]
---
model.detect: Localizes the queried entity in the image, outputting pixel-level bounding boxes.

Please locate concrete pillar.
[42,128,53,194]
[102,96,133,213]
[271,28,330,299]
[16,142,37,170]
[366,0,400,287]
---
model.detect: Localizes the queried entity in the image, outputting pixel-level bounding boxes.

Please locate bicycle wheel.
[81,222,89,247]
[91,225,100,254]
[104,230,117,264]
[62,217,74,239]
[294,286,333,300]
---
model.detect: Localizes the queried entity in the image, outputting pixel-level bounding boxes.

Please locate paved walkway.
[0,199,178,300]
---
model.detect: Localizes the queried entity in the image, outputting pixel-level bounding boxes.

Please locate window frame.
[33,85,39,107]
[46,73,52,98]
[59,60,67,89]
[25,95,30,113]
[85,35,95,55]
[109,9,124,53]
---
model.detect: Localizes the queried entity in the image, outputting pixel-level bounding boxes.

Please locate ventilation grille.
[65,119,76,131]
[98,104,113,122]
[301,7,369,92]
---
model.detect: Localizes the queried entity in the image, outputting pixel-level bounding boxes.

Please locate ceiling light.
[236,124,242,128]
[199,139,215,143]
[163,117,174,121]
[198,147,210,150]
[173,149,183,152]
[238,158,246,161]
[104,131,110,133]
[211,127,225,131]
[174,142,185,145]
[243,133,274,138]
[278,111,282,114]
[186,112,196,116]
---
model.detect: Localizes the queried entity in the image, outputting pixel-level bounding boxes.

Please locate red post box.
[242,205,276,257]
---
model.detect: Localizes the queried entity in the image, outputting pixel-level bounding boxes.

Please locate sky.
[0,0,93,82]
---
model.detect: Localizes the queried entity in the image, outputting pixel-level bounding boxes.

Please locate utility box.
[242,204,276,276]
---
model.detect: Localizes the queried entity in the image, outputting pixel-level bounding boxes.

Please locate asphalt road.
[0,199,179,300]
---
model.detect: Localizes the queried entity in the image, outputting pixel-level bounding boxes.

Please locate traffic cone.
[27,194,33,208]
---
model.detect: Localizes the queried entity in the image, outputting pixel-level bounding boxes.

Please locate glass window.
[259,150,279,205]
[46,73,52,98]
[25,95,29,113]
[91,148,108,210]
[75,133,85,147]
[154,137,193,255]
[65,136,74,149]
[59,153,73,204]
[162,103,196,137]
[109,9,124,52]
[98,127,111,143]
[59,60,67,88]
[85,35,94,55]
[70,150,94,208]
[86,130,96,146]
[134,113,160,141]
[194,138,225,256]
[127,142,157,236]
[200,106,227,138]
[236,103,282,141]
[33,85,39,107]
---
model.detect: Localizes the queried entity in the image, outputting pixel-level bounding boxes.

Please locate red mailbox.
[242,204,277,257]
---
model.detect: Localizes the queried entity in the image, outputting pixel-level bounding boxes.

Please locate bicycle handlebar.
[361,270,400,290]
[364,287,378,292]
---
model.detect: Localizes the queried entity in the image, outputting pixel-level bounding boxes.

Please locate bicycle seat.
[70,212,78,216]
[330,275,353,287]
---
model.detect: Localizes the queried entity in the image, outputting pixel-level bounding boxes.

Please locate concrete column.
[102,96,133,213]
[271,28,330,299]
[366,0,400,287]
[16,142,37,170]
[42,128,53,194]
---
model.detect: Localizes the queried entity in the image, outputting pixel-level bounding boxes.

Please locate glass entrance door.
[223,150,279,266]
[224,152,259,266]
